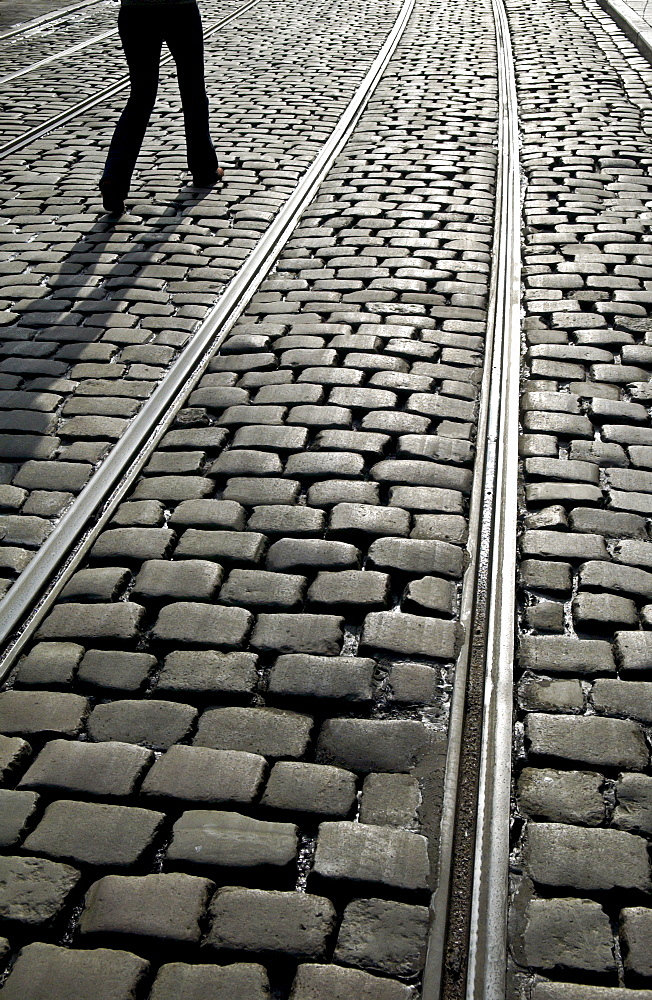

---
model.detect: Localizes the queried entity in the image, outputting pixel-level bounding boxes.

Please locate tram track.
[423,0,520,996]
[0,0,103,42]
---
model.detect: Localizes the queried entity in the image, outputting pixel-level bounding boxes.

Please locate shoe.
[192,166,224,187]
[99,179,125,215]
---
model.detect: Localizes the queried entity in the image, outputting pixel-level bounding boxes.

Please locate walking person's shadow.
[0,179,230,514]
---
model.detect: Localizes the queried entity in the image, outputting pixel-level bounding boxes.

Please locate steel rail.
[0,0,103,42]
[0,27,117,85]
[421,0,521,996]
[0,0,259,160]
[0,0,416,680]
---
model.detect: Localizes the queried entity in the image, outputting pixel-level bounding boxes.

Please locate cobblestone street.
[0,0,651,997]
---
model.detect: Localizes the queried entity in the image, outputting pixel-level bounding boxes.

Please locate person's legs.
[101,6,163,204]
[164,3,218,181]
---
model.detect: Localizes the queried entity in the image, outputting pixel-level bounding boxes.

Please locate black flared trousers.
[102,2,217,195]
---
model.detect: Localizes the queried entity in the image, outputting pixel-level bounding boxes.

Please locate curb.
[595,0,652,63]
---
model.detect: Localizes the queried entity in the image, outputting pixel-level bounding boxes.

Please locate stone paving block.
[140,745,266,806]
[524,822,651,891]
[289,963,411,1000]
[518,677,585,713]
[316,718,429,774]
[60,568,131,603]
[233,425,309,452]
[247,504,325,536]
[0,690,89,738]
[613,773,652,835]
[168,499,246,529]
[521,530,608,561]
[0,855,80,927]
[261,762,356,817]
[88,700,197,749]
[203,886,336,958]
[570,509,647,539]
[525,714,648,770]
[210,450,284,479]
[23,799,165,869]
[18,739,152,800]
[411,513,468,544]
[307,570,390,614]
[148,962,271,1000]
[0,943,149,1000]
[615,631,652,673]
[361,611,461,660]
[219,569,306,610]
[154,650,258,701]
[334,897,429,976]
[80,873,214,944]
[519,636,616,675]
[307,480,380,507]
[132,560,223,602]
[579,562,652,601]
[513,896,614,972]
[0,733,31,785]
[91,528,176,562]
[13,461,93,493]
[175,529,266,564]
[328,503,410,539]
[15,641,85,689]
[372,458,472,493]
[250,614,344,655]
[359,773,421,829]
[620,907,652,979]
[77,649,157,693]
[0,789,39,847]
[311,821,429,894]
[517,768,604,826]
[266,538,360,573]
[166,811,298,878]
[223,477,302,506]
[573,592,638,630]
[402,575,457,616]
[36,603,145,643]
[111,500,166,527]
[592,679,652,725]
[152,603,253,649]
[368,537,464,578]
[267,654,375,704]
[194,707,313,758]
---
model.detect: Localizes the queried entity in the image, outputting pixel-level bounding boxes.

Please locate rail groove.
[422,0,521,996]
[0,0,416,681]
